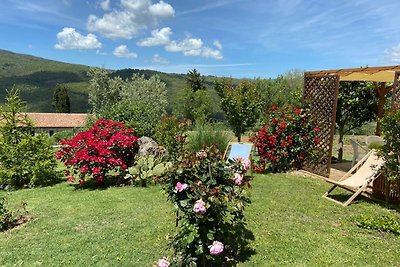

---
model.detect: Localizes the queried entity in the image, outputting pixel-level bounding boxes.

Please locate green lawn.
[1,174,399,266]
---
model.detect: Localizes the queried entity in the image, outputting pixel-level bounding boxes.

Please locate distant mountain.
[0,49,222,114]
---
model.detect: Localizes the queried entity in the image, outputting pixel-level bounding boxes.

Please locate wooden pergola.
[302,65,400,178]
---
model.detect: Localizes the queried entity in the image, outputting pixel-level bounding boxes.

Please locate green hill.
[0,49,222,114]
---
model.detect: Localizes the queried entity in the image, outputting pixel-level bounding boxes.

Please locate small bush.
[379,109,400,183]
[99,99,163,137]
[250,105,320,173]
[356,214,400,236]
[186,122,230,154]
[0,194,28,231]
[48,129,79,145]
[154,116,190,160]
[0,89,61,188]
[56,119,138,184]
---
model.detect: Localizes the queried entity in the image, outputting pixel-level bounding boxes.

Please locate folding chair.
[323,149,384,207]
[223,142,253,177]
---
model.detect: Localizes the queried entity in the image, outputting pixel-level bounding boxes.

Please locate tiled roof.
[26,113,87,128]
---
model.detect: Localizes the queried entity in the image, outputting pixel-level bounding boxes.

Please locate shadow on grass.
[220,223,256,266]
[326,192,400,212]
[70,175,133,191]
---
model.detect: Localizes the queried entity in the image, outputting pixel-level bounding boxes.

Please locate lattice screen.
[392,71,400,110]
[302,75,339,177]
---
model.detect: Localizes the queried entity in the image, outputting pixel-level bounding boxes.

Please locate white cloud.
[137,27,172,46]
[99,0,111,11]
[165,37,203,53]
[148,0,175,18]
[165,36,223,60]
[87,0,175,40]
[201,47,223,60]
[213,40,223,50]
[55,27,101,50]
[113,45,137,59]
[152,54,169,64]
[385,44,400,62]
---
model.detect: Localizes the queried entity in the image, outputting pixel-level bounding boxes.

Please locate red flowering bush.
[56,120,138,184]
[250,105,320,173]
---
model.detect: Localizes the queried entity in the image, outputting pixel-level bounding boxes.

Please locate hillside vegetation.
[0,49,219,113]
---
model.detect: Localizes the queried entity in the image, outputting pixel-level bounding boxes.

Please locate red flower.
[271,118,277,124]
[314,127,320,132]
[279,121,287,129]
[314,138,320,144]
[271,105,278,111]
[295,109,302,115]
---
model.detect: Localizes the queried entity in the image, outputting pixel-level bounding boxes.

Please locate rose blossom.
[233,172,243,185]
[208,241,224,255]
[155,257,169,267]
[175,182,188,192]
[193,199,206,215]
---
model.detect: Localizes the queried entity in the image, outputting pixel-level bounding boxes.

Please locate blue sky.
[1,0,400,78]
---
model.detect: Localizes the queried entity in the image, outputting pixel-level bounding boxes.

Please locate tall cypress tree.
[52,84,71,113]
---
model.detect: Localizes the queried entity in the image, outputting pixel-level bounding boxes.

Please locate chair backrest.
[225,143,253,161]
[341,150,384,187]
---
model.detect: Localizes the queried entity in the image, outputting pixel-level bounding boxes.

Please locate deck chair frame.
[323,149,383,207]
[223,142,253,177]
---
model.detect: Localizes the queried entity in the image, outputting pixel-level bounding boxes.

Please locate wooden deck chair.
[323,149,384,207]
[223,142,253,177]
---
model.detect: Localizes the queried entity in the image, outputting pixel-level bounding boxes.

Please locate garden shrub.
[356,214,400,236]
[186,122,229,154]
[56,119,138,184]
[154,116,190,160]
[98,99,164,137]
[0,194,28,231]
[0,89,61,188]
[379,109,400,183]
[48,129,79,146]
[158,146,253,266]
[250,105,320,173]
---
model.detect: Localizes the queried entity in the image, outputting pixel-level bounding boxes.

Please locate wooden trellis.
[302,75,339,177]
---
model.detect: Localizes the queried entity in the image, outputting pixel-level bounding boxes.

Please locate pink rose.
[175,182,188,192]
[155,257,170,267]
[241,158,251,171]
[193,199,206,215]
[209,241,224,255]
[233,172,243,185]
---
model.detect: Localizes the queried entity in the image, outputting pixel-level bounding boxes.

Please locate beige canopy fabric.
[305,65,400,82]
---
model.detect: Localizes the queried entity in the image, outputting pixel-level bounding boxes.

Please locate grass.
[1,174,400,266]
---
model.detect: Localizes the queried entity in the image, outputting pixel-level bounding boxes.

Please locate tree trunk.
[337,126,345,162]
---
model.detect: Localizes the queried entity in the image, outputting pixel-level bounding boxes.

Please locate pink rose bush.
[160,146,253,266]
[56,120,138,184]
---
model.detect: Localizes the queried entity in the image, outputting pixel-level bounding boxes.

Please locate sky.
[1,0,400,78]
